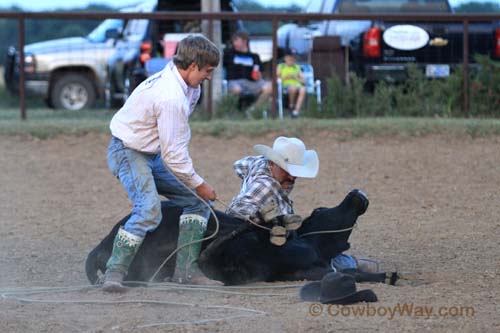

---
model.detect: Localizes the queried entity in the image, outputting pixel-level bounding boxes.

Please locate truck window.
[304,0,334,31]
[305,0,325,13]
[323,0,337,13]
[87,19,124,43]
[122,19,150,41]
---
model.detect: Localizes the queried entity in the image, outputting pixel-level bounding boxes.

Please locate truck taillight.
[140,41,152,53]
[140,53,151,63]
[495,27,500,58]
[140,41,152,64]
[363,27,381,58]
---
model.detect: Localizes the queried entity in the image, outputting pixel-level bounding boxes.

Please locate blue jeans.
[107,136,210,238]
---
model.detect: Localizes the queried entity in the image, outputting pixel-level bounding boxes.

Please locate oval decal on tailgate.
[383,25,429,51]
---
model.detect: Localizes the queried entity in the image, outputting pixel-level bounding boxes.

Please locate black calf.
[298,189,369,263]
[85,189,369,285]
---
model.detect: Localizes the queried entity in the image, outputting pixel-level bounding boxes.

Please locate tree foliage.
[231,0,302,35]
[0,5,113,59]
[454,1,500,13]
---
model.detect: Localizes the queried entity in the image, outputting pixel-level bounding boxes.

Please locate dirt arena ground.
[0,132,499,332]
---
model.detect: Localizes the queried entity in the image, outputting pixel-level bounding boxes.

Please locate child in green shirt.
[277,48,306,118]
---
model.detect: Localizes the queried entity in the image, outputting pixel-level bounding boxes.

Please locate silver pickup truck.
[3,17,125,111]
[1,6,146,111]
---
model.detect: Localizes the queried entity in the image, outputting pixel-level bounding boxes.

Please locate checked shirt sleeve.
[227,175,281,220]
[233,156,256,180]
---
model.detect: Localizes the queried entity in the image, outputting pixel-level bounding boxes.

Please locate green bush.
[315,57,500,119]
[469,55,500,117]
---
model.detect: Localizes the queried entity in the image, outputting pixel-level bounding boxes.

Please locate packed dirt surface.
[1,132,499,332]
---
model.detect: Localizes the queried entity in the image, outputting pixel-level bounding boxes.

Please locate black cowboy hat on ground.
[299,271,378,304]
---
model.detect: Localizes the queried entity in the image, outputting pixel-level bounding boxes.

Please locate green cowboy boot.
[172,214,223,286]
[102,227,144,293]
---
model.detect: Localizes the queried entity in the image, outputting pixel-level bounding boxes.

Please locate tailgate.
[380,21,494,64]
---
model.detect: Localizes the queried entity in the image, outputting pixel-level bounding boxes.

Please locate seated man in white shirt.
[102,35,222,292]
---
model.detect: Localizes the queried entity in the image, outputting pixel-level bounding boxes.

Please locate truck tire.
[51,73,96,111]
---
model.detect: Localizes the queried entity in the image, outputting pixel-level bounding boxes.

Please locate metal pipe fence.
[0,10,499,119]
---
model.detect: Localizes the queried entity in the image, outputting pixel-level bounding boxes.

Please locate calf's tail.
[85,247,103,285]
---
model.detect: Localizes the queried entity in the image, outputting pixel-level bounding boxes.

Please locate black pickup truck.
[347,0,500,83]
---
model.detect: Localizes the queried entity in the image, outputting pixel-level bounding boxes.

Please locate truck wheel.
[51,73,96,111]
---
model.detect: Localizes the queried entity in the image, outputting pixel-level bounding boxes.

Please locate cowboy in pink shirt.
[102,35,223,292]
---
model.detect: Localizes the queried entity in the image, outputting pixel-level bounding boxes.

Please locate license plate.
[425,65,450,78]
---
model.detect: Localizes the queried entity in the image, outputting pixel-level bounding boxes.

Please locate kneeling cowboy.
[226,136,319,243]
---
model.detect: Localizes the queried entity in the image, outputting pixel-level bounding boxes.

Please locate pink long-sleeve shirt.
[110,61,203,188]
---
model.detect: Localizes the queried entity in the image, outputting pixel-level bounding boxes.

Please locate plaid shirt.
[226,156,294,221]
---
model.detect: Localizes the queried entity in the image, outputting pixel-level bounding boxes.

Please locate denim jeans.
[107,136,210,238]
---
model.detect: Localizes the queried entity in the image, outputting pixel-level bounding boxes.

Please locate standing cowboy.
[102,35,223,292]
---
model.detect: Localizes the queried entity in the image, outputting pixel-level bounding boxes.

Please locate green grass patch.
[191,117,500,139]
[3,106,500,139]
[0,108,114,139]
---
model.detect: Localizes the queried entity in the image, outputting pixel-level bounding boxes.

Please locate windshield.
[87,18,124,43]
[336,0,451,13]
[122,18,149,42]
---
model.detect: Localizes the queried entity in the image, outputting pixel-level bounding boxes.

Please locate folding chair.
[277,62,322,119]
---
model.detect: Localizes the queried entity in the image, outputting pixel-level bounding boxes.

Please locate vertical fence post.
[463,19,469,117]
[271,17,278,119]
[18,14,26,120]
[202,0,220,119]
[207,19,214,119]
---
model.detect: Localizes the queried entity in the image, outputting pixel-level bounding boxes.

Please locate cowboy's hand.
[256,200,280,223]
[195,182,216,201]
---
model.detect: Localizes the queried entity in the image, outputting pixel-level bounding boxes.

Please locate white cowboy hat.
[254,137,319,178]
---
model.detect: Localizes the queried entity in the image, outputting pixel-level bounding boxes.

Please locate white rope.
[148,165,221,283]
[1,292,268,329]
[135,313,263,329]
[2,295,268,313]
[146,281,302,289]
[0,282,301,298]
[125,162,356,283]
[0,283,297,329]
[299,223,357,238]
[215,198,272,231]
[144,286,296,297]
[0,285,97,295]
[216,198,357,237]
